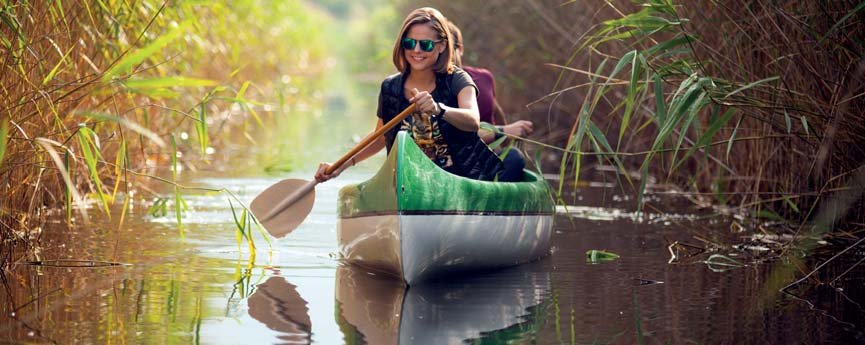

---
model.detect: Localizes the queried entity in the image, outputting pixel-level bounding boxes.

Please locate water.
[2,166,863,344]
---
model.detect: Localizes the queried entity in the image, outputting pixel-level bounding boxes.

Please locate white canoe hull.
[338,213,553,285]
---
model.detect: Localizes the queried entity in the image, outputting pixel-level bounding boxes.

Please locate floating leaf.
[587,250,621,263]
[704,254,744,272]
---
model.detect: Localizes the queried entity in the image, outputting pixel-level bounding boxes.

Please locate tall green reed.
[549,0,865,230]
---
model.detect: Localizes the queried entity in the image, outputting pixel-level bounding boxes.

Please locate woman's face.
[403,23,444,72]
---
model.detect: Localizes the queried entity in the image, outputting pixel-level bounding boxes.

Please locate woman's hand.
[408,88,440,115]
[503,120,534,137]
[314,162,339,182]
[314,156,358,182]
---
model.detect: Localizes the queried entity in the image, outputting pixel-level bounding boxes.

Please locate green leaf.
[651,76,704,153]
[0,119,7,170]
[588,121,631,188]
[77,127,110,214]
[800,115,810,136]
[41,46,74,85]
[653,74,666,125]
[726,116,743,161]
[675,108,737,171]
[103,21,192,82]
[619,51,646,147]
[196,104,209,155]
[782,195,800,213]
[228,199,244,251]
[123,77,217,89]
[636,165,650,212]
[236,80,250,100]
[248,207,272,248]
[77,111,166,147]
[0,9,28,46]
[171,135,184,240]
[608,50,638,85]
[646,34,693,57]
[64,150,72,223]
[586,250,620,263]
[723,76,779,98]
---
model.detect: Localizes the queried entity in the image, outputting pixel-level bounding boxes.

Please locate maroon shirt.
[462,66,497,125]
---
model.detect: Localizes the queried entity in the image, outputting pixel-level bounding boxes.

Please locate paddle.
[251,103,417,238]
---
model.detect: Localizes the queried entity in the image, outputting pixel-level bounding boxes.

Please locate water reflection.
[334,261,551,344]
[247,277,313,343]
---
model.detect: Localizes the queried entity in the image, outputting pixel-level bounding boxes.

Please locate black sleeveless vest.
[377,70,504,181]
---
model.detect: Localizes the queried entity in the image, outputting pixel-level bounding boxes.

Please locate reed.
[0,1,334,246]
[413,0,864,233]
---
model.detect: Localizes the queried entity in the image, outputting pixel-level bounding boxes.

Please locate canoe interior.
[339,131,555,218]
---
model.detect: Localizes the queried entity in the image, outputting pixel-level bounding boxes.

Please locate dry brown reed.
[0,1,330,244]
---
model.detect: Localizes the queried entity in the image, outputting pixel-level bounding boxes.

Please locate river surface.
[1,163,863,344]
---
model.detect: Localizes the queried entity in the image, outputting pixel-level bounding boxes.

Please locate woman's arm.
[409,87,480,132]
[314,118,386,182]
[444,86,481,132]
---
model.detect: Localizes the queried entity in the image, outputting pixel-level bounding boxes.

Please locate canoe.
[337,131,555,285]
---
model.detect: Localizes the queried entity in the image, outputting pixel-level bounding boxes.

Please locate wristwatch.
[435,102,446,120]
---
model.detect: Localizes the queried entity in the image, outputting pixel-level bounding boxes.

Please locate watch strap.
[436,102,446,119]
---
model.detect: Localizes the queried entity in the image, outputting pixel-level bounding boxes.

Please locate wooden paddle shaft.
[324,103,417,175]
[261,103,418,222]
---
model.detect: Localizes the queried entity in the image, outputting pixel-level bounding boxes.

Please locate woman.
[448,21,532,182]
[316,7,508,182]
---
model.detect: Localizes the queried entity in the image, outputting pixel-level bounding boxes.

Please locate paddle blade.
[251,178,316,238]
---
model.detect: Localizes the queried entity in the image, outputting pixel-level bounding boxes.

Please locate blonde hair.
[447,21,463,67]
[392,7,454,74]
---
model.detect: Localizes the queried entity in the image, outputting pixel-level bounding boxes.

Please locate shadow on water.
[245,259,551,345]
[247,277,313,343]
[334,261,551,344]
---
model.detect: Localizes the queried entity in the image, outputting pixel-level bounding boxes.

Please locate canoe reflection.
[247,277,313,344]
[335,261,551,344]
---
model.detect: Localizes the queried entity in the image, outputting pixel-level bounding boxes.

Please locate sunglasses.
[401,38,441,52]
